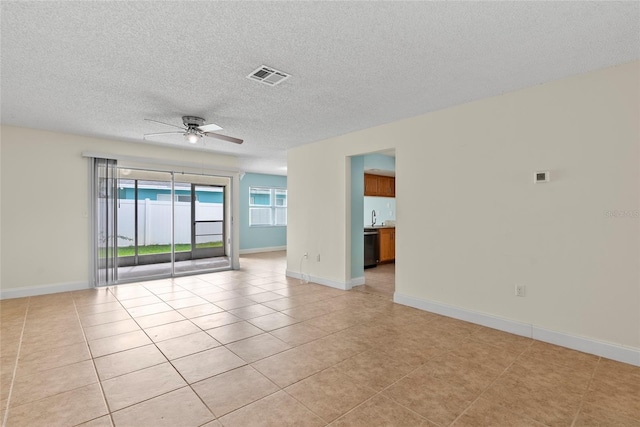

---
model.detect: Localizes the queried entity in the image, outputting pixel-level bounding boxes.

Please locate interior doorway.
[349,150,396,298]
[358,263,395,298]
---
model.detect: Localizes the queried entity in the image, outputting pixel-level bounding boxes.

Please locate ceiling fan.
[144,116,243,145]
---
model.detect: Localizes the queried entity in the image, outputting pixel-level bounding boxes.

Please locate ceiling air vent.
[246,65,290,86]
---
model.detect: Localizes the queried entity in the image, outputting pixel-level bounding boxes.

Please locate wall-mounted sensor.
[534,171,549,183]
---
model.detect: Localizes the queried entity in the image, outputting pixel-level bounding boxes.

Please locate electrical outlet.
[515,284,526,297]
[303,252,308,259]
[316,254,321,262]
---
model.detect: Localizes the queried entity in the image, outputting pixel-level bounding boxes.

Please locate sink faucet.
[371,210,376,226]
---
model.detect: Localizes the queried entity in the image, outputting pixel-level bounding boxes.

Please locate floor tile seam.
[9,350,96,385]
[76,306,131,318]
[569,356,603,427]
[465,333,531,355]
[440,352,528,425]
[124,306,199,366]
[70,298,114,427]
[353,390,444,427]
[77,291,129,321]
[509,345,599,393]
[157,293,206,304]
[96,346,173,379]
[106,384,196,416]
[463,346,544,426]
[87,327,153,350]
[7,378,105,412]
[164,344,247,385]
[85,325,147,343]
[279,386,338,425]
[222,337,292,365]
[79,316,136,329]
[144,285,190,296]
[193,367,282,420]
[320,392,383,426]
[449,396,550,427]
[577,401,640,424]
[71,414,113,427]
[1,301,28,427]
[517,343,602,375]
[332,359,416,396]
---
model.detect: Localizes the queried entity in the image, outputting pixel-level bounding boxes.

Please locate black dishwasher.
[364,229,378,268]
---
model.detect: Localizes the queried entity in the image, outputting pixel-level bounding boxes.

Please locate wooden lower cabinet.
[378,228,395,263]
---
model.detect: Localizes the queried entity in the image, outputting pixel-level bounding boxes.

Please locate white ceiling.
[1,1,638,175]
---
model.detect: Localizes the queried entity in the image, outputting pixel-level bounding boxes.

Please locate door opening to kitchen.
[351,151,396,299]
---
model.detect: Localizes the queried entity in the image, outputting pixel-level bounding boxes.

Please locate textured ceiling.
[1,1,638,175]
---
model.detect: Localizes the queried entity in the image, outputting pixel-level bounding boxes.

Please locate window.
[249,187,287,226]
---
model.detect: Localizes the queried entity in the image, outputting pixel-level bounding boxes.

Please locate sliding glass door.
[192,185,225,259]
[93,160,232,285]
[116,169,174,280]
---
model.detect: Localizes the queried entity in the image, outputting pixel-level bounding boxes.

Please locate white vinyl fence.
[116,200,223,246]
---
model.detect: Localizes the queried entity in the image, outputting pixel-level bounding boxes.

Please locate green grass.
[100,242,222,257]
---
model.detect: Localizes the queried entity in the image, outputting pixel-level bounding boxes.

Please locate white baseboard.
[239,246,286,255]
[349,276,365,287]
[286,270,351,290]
[0,281,92,300]
[394,292,640,367]
[531,326,639,367]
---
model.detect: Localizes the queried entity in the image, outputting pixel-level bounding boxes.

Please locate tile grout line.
[1,299,30,427]
[278,336,436,426]
[73,290,122,427]
[116,284,220,422]
[448,338,537,426]
[374,344,458,427]
[139,275,299,423]
[569,356,602,427]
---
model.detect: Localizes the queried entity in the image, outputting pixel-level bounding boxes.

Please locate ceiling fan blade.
[144,118,185,130]
[198,123,223,132]
[144,131,184,139]
[204,132,244,144]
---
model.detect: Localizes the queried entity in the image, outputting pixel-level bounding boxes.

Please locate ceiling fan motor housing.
[182,116,205,128]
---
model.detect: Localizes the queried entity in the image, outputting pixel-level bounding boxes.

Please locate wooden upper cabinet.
[364,174,379,196]
[379,176,395,197]
[364,174,395,197]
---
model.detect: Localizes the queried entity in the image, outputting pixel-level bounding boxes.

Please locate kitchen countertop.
[364,225,396,230]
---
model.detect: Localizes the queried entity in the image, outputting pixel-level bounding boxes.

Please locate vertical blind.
[94,158,118,286]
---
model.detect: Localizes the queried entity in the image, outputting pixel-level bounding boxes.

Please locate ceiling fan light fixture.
[184,128,201,144]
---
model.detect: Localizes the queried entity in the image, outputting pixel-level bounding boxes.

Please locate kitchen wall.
[287,61,640,362]
[364,197,396,226]
[0,126,240,298]
[239,172,287,253]
[350,156,364,281]
[364,153,395,171]
[363,153,396,226]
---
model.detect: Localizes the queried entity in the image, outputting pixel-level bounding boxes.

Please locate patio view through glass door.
[192,185,225,259]
[113,168,230,282]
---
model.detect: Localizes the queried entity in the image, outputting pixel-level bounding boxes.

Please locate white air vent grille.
[247,65,290,86]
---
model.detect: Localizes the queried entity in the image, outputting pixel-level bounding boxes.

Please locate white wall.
[287,62,640,356]
[0,126,239,295]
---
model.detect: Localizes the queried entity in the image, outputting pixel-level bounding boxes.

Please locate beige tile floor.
[355,262,396,298]
[1,252,639,426]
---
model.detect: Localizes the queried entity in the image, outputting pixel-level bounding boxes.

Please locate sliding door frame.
[88,155,239,287]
